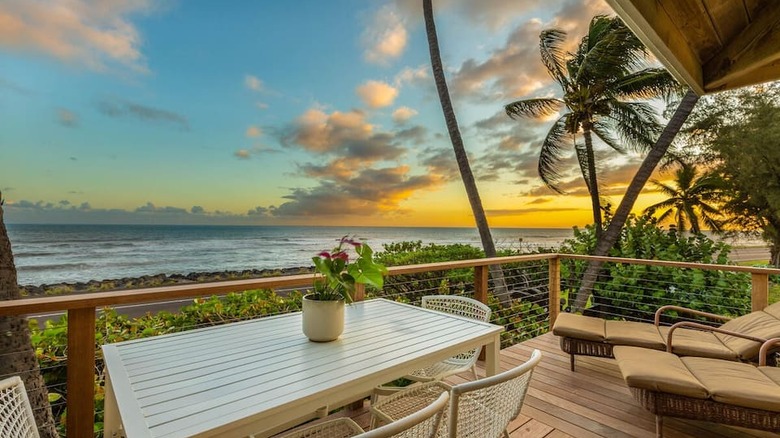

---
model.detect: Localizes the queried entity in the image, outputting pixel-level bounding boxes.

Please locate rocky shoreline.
[19,266,315,297]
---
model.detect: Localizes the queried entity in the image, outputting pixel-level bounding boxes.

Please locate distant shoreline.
[19,266,314,298]
[19,244,772,298]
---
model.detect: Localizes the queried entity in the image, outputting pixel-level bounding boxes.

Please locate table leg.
[104,370,121,437]
[485,333,501,376]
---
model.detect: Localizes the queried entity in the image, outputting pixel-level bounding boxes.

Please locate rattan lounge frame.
[625,338,780,438]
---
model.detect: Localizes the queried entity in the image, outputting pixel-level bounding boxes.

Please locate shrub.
[559,214,751,321]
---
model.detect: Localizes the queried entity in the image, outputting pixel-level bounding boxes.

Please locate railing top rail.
[0,253,556,316]
[562,254,780,275]
[0,252,776,316]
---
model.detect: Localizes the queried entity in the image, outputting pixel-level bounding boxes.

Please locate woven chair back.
[362,391,449,438]
[447,349,542,438]
[421,295,492,366]
[0,376,40,438]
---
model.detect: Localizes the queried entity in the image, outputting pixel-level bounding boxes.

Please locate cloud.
[57,108,78,127]
[0,77,33,95]
[362,5,407,65]
[271,165,444,217]
[451,20,548,102]
[283,108,405,162]
[135,202,188,214]
[449,0,612,102]
[97,97,189,130]
[247,206,269,216]
[3,198,262,225]
[487,206,585,216]
[392,106,418,124]
[255,102,269,110]
[0,0,155,74]
[394,65,428,88]
[356,80,399,109]
[233,143,281,160]
[420,147,460,182]
[245,74,263,92]
[245,125,262,138]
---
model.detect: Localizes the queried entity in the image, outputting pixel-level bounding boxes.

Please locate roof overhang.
[606,0,780,95]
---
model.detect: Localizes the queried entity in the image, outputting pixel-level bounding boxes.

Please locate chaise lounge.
[552,301,780,370]
[613,338,780,437]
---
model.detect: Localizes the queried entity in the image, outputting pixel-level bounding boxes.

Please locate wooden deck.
[292,332,776,438]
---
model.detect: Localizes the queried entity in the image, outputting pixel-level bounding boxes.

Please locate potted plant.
[302,236,387,342]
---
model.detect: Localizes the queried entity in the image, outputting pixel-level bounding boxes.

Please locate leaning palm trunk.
[0,201,59,436]
[571,90,700,312]
[422,0,510,306]
[582,127,602,239]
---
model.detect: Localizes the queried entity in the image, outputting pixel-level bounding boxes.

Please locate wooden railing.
[0,253,777,437]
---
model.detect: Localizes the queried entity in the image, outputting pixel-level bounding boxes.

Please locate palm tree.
[0,193,58,437]
[572,90,699,311]
[422,0,510,305]
[644,162,723,233]
[505,16,677,239]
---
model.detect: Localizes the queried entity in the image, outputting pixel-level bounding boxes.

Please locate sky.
[0,0,672,228]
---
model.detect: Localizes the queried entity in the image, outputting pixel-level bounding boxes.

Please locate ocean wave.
[14,251,59,257]
[18,263,91,272]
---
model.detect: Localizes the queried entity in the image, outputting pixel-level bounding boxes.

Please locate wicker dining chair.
[408,295,492,382]
[279,391,449,438]
[0,376,40,438]
[371,349,542,438]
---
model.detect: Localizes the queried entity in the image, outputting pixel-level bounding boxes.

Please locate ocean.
[6,224,575,286]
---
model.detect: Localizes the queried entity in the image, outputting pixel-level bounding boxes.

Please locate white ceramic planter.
[301,295,345,342]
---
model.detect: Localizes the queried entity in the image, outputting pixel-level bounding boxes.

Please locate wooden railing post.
[549,256,561,326]
[67,307,96,438]
[353,283,365,302]
[474,265,489,305]
[751,273,769,312]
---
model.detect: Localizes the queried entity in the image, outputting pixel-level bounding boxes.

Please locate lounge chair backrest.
[448,349,542,438]
[719,310,780,359]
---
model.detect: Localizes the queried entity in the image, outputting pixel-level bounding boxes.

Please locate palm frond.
[505,98,563,120]
[614,69,682,101]
[575,18,646,84]
[538,114,573,192]
[590,121,626,153]
[539,29,571,88]
[604,101,660,151]
[573,142,592,194]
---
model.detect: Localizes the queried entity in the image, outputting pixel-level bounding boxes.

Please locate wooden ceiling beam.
[605,0,704,95]
[704,4,780,91]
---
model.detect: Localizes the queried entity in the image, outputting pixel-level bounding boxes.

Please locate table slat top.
[102,298,503,438]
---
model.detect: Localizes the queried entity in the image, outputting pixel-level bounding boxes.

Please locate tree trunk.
[571,89,700,312]
[422,0,510,306]
[582,127,602,240]
[0,201,59,436]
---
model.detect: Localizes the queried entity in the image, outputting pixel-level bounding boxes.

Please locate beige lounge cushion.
[718,312,780,359]
[604,321,665,350]
[763,301,780,319]
[657,326,738,360]
[552,313,605,342]
[760,367,780,386]
[683,357,780,412]
[614,346,708,399]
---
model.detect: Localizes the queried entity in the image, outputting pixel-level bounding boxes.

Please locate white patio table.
[102,298,504,438]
